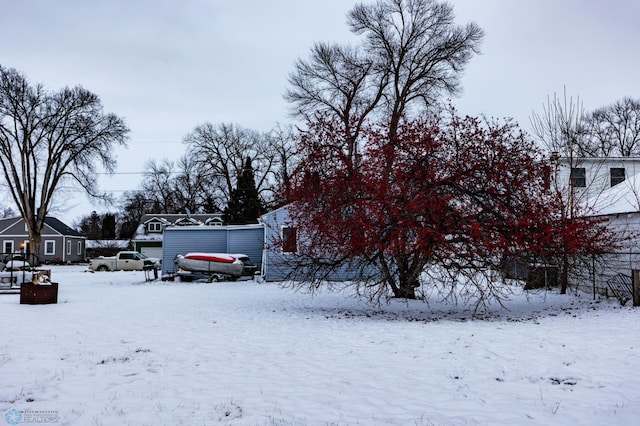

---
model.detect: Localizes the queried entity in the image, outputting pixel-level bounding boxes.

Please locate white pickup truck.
[89,251,161,272]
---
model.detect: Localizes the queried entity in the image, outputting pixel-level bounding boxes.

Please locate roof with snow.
[139,213,223,226]
[589,172,640,216]
[133,213,223,241]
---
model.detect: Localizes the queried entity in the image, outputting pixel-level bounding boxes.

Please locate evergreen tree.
[101,213,117,239]
[78,211,102,239]
[223,158,264,224]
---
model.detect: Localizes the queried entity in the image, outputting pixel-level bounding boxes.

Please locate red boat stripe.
[184,254,235,263]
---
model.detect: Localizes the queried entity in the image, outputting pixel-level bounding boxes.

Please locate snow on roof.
[132,233,163,242]
[589,172,640,216]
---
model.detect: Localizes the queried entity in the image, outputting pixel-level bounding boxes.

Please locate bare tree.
[265,123,300,207]
[135,155,221,215]
[286,43,383,169]
[586,97,640,157]
[532,94,640,159]
[183,122,279,210]
[172,155,220,213]
[350,0,483,137]
[0,203,15,218]
[530,89,590,158]
[0,65,128,262]
[287,0,484,149]
[529,90,584,293]
[528,90,634,294]
[141,159,179,214]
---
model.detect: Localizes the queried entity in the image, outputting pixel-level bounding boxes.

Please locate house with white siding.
[564,158,640,299]
[551,156,640,209]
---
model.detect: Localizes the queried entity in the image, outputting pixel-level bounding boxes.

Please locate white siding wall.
[554,157,640,207]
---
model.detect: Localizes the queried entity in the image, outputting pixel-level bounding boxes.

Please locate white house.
[557,157,640,300]
[552,156,640,209]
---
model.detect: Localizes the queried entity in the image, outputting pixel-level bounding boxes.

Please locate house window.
[281,227,297,253]
[205,218,223,226]
[44,240,55,256]
[66,240,72,255]
[148,222,162,233]
[571,167,586,188]
[610,168,625,187]
[3,241,14,254]
[77,241,82,255]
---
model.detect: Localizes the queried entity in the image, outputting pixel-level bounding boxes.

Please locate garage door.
[141,247,163,259]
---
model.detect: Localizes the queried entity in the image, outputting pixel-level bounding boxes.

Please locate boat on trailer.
[174,252,256,281]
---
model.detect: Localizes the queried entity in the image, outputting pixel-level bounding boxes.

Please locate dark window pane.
[610,168,625,187]
[282,227,297,253]
[571,167,586,188]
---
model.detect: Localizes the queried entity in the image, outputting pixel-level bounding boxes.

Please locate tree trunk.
[388,254,422,299]
[560,252,569,294]
[393,271,420,299]
[393,281,418,299]
[29,233,42,267]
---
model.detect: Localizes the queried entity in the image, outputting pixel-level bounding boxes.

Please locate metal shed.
[161,224,264,276]
[260,205,378,282]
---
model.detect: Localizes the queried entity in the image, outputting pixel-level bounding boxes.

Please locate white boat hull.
[175,253,255,278]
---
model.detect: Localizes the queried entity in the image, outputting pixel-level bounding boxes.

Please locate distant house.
[571,171,640,298]
[132,213,224,259]
[0,216,85,264]
[552,156,640,207]
[545,156,640,298]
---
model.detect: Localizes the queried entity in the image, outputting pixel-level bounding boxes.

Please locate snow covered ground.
[0,265,638,425]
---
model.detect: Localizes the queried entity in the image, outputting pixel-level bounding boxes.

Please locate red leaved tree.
[286,110,618,302]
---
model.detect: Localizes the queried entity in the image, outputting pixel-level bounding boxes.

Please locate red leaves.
[287,111,617,273]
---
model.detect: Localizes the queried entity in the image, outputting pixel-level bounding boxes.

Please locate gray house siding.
[0,217,85,264]
[226,227,265,272]
[161,225,264,275]
[260,205,379,282]
[261,206,295,282]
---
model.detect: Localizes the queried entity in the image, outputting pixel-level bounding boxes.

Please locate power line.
[97,172,144,175]
[127,141,183,145]
[96,171,180,175]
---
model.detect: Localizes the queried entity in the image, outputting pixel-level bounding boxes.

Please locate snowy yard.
[0,266,638,425]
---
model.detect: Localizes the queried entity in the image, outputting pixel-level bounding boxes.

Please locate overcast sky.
[2,0,639,225]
